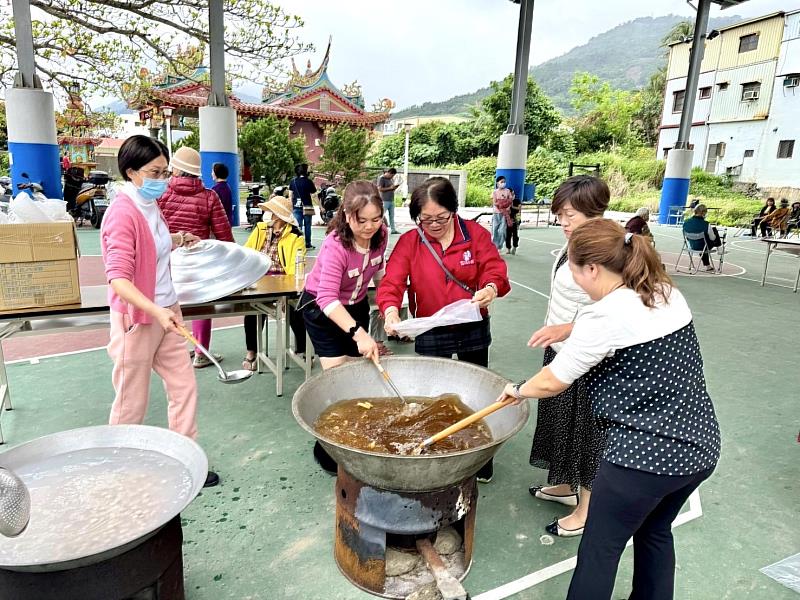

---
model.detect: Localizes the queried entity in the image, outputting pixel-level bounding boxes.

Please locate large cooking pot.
[292,356,529,492]
[0,425,207,572]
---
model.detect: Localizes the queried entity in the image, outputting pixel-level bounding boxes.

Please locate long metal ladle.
[373,361,426,417]
[177,325,253,384]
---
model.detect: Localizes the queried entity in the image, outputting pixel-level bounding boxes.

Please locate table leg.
[275,298,285,397]
[761,242,773,286]
[304,332,312,378]
[255,311,263,374]
[794,259,800,293]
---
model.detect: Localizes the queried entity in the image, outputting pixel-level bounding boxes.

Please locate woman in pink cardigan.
[298,180,387,473]
[100,135,218,487]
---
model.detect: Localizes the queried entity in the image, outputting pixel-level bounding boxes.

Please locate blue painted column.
[496,133,528,201]
[199,106,240,226]
[659,149,693,225]
[6,88,61,199]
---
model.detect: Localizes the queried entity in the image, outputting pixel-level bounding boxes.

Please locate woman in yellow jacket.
[242,192,307,370]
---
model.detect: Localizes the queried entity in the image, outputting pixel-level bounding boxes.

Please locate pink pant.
[191,319,212,351]
[107,304,198,440]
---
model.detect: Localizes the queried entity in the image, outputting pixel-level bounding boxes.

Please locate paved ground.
[1,217,798,599]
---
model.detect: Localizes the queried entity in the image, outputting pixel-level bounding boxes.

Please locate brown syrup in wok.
[313,394,493,455]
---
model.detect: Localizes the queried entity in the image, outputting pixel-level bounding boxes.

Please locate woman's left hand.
[471,285,496,308]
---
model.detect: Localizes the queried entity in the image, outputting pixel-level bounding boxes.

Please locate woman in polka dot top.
[500,219,720,600]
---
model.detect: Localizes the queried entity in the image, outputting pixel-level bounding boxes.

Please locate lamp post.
[161,105,174,157]
[402,122,412,200]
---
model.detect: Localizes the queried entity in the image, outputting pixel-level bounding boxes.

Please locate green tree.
[0,1,309,99]
[238,115,305,187]
[317,124,369,185]
[479,74,561,153]
[634,66,667,147]
[662,21,694,47]
[173,126,200,152]
[568,72,644,153]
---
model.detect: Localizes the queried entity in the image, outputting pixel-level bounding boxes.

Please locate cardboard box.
[0,222,81,311]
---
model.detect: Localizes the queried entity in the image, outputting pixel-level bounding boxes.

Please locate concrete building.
[658,11,799,196]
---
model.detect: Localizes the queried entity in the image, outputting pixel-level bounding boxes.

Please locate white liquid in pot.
[0,448,194,566]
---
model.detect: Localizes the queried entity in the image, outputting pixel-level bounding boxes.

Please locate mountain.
[392,14,741,118]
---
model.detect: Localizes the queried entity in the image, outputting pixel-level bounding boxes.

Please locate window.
[744,149,754,158]
[672,90,686,113]
[741,82,761,101]
[699,87,712,99]
[717,82,729,91]
[777,140,795,159]
[738,33,759,53]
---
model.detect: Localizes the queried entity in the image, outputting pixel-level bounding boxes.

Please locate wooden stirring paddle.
[411,396,517,455]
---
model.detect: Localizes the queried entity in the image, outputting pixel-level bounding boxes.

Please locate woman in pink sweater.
[100,135,218,487]
[299,180,387,473]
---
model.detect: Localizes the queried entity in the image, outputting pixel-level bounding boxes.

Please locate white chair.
[676,231,718,274]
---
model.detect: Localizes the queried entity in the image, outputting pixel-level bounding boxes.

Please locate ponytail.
[568,219,672,308]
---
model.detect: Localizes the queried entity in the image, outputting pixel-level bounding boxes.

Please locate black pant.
[752,218,770,237]
[244,306,306,354]
[567,461,714,600]
[505,222,519,249]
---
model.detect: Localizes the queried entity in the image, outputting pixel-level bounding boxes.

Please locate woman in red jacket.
[159,146,234,368]
[377,177,510,482]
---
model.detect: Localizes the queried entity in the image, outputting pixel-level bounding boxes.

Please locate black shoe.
[313,441,338,475]
[476,459,493,483]
[545,517,584,537]
[306,245,316,250]
[204,471,220,488]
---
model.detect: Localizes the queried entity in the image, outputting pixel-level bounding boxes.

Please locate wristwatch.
[511,379,527,399]
[485,282,498,295]
[348,324,361,338]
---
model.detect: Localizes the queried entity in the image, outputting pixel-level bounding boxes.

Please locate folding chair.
[675,231,717,274]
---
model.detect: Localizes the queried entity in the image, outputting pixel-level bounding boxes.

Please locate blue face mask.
[138,178,169,201]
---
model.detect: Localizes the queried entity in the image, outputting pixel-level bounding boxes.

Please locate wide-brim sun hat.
[258,195,298,228]
[170,146,202,177]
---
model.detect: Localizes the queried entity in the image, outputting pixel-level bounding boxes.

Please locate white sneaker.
[193,353,223,368]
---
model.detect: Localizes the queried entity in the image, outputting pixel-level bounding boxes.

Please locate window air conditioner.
[784,77,800,88]
[742,90,759,100]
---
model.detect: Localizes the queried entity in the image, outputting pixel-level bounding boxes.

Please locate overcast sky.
[259,0,794,110]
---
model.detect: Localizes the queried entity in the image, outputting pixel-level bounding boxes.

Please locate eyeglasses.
[138,168,171,179]
[418,213,453,226]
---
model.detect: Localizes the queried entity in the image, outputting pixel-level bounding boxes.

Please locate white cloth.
[548,286,693,386]
[544,244,594,352]
[123,182,178,307]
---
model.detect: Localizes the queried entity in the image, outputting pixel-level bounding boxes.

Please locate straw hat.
[258,194,298,227]
[170,146,202,177]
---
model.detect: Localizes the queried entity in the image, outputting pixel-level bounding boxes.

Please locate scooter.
[0,176,11,214]
[245,184,265,228]
[62,167,109,228]
[318,185,340,225]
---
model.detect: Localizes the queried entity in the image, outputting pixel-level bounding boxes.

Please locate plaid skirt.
[414,317,491,356]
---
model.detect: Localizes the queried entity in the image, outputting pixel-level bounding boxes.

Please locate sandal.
[377,341,394,357]
[242,356,257,371]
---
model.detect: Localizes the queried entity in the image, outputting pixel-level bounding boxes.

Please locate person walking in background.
[506,188,522,255]
[61,152,71,174]
[527,175,610,537]
[491,175,513,251]
[289,163,317,249]
[377,167,400,234]
[158,146,234,368]
[101,135,218,488]
[211,162,235,225]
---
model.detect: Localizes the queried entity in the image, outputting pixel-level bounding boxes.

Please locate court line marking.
[518,237,563,247]
[509,280,549,300]
[473,490,703,600]
[5,324,245,365]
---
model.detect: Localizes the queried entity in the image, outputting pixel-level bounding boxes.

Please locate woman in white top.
[502,219,720,600]
[527,175,610,537]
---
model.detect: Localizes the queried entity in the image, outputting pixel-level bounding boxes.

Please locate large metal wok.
[0,425,207,572]
[292,356,529,492]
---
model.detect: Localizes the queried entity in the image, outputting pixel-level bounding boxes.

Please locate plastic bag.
[390,299,482,339]
[7,193,70,223]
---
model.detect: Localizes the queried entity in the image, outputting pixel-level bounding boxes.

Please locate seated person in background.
[751,197,777,237]
[683,204,723,272]
[689,198,700,210]
[787,201,800,234]
[625,207,653,240]
[760,199,791,238]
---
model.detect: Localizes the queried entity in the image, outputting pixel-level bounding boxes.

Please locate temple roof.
[138,39,391,127]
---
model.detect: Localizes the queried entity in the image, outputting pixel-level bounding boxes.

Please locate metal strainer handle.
[0,466,31,537]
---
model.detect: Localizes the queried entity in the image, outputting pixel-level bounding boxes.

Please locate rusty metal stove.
[334,467,477,599]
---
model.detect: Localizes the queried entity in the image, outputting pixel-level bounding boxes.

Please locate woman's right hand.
[384,312,401,336]
[154,306,181,334]
[528,323,573,348]
[353,328,379,363]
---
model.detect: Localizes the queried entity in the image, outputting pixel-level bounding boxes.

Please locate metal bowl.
[0,425,207,572]
[171,239,271,304]
[292,356,529,492]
